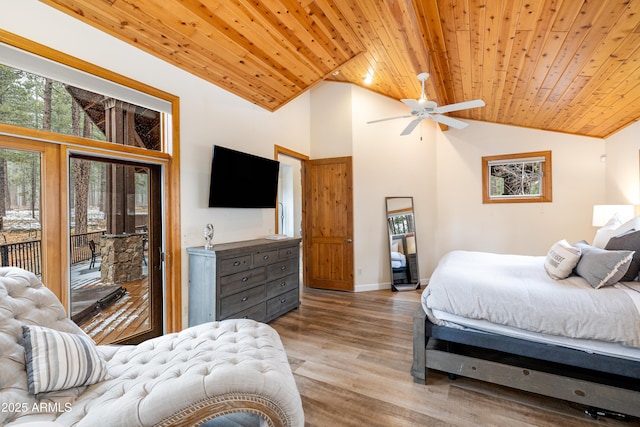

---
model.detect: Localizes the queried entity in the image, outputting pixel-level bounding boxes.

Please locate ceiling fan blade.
[401,99,423,112]
[430,114,468,129]
[400,118,423,135]
[434,99,485,114]
[367,114,413,124]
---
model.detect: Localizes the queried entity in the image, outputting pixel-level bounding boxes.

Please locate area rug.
[71,285,127,325]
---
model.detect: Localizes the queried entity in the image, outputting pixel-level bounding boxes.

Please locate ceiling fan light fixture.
[367,72,485,135]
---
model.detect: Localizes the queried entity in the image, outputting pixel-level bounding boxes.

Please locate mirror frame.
[385,197,420,291]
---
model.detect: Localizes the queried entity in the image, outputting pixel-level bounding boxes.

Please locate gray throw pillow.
[605,229,640,281]
[573,241,634,288]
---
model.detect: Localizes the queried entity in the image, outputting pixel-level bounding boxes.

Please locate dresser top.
[187,237,301,257]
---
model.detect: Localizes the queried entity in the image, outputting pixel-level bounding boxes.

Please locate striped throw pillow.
[22,325,109,394]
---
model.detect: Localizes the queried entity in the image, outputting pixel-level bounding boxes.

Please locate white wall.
[435,121,606,261]
[310,82,353,158]
[350,85,437,289]
[604,121,640,206]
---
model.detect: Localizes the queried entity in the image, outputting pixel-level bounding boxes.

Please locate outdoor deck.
[71,260,149,345]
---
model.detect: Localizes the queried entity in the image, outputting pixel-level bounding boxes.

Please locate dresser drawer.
[253,249,278,266]
[221,301,266,322]
[278,245,299,260]
[266,288,298,319]
[267,258,299,280]
[266,273,298,299]
[219,267,266,297]
[219,254,251,275]
[220,284,266,318]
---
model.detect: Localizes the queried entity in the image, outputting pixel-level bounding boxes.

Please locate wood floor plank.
[77,276,150,344]
[269,288,638,427]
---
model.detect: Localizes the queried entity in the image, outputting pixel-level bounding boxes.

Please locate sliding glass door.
[69,155,163,344]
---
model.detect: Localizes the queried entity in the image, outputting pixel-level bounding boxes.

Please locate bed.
[391,235,409,284]
[391,234,418,288]
[411,249,640,419]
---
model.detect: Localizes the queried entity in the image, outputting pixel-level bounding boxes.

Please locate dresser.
[187,237,301,326]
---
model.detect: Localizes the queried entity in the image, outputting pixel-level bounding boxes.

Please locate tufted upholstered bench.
[0,267,304,426]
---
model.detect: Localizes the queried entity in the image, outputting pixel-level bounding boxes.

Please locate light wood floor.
[269,288,638,427]
[78,277,150,344]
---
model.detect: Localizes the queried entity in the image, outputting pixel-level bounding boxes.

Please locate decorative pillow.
[573,241,634,288]
[593,215,640,248]
[544,239,581,279]
[22,325,109,394]
[606,229,640,281]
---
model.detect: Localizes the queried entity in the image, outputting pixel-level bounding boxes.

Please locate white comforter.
[422,250,640,348]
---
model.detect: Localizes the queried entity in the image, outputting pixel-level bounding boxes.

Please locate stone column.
[100,234,143,284]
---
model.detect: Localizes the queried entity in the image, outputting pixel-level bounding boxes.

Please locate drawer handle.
[280,266,287,271]
[242,315,248,319]
[263,255,270,260]
[241,296,248,302]
[233,261,241,266]
[241,277,249,282]
[280,282,286,287]
[286,250,292,254]
[280,298,287,303]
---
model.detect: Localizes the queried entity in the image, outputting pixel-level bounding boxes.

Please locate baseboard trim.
[354,283,391,292]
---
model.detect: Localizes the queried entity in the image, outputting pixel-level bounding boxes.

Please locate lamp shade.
[592,205,635,227]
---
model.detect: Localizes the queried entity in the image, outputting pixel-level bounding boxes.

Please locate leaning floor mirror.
[385,197,420,291]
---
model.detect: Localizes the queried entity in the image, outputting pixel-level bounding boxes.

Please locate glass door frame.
[65,152,167,344]
[0,135,63,297]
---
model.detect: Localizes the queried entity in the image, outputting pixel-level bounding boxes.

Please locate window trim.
[482,150,552,204]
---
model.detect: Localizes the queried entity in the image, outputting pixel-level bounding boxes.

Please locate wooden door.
[303,157,354,291]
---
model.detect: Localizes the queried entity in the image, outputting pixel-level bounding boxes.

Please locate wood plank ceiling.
[40,0,640,138]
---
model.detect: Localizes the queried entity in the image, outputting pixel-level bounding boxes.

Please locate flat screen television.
[208,145,280,208]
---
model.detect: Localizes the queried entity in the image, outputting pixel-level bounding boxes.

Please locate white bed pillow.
[593,215,640,248]
[544,239,581,279]
[573,241,634,288]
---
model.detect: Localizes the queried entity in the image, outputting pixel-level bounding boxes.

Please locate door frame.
[0,135,63,296]
[274,145,309,234]
[274,145,308,286]
[68,152,165,343]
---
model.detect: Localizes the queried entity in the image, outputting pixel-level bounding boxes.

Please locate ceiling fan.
[367,72,486,135]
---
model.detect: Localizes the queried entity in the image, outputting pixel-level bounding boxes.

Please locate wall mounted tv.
[208,145,280,208]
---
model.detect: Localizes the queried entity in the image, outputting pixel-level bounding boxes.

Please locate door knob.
[346,239,353,243]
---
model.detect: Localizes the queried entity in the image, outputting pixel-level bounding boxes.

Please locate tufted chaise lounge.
[0,267,304,426]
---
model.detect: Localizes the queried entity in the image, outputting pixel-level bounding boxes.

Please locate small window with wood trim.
[482,151,552,203]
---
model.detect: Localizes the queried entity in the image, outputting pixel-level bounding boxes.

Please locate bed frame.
[411,306,640,419]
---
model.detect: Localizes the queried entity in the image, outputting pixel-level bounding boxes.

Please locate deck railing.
[0,230,106,275]
[0,240,42,275]
[70,231,106,264]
